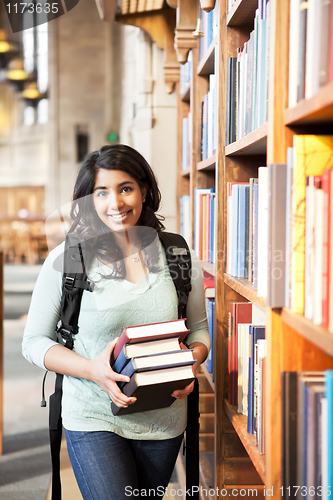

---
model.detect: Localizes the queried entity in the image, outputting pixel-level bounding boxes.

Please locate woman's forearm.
[188,341,208,376]
[44,344,92,379]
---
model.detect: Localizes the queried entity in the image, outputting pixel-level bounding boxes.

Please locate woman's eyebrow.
[94,181,134,191]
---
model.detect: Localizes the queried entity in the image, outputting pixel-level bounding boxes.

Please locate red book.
[229,302,253,406]
[322,169,332,327]
[111,319,190,365]
[203,269,215,298]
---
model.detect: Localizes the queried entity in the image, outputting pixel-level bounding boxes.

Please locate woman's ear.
[142,185,148,203]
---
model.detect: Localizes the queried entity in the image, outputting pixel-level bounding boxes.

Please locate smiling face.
[93,168,147,232]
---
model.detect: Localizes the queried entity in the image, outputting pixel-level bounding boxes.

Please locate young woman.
[22,145,210,499]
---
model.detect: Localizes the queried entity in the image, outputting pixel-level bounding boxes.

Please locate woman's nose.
[108,191,124,211]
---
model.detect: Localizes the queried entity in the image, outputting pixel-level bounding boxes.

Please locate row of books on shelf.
[198,3,219,63]
[180,51,192,96]
[228,301,267,454]
[200,74,217,161]
[281,370,333,499]
[289,0,333,107]
[194,187,216,263]
[226,135,333,331]
[225,0,270,144]
[110,318,194,416]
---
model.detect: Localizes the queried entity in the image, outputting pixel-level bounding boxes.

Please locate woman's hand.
[171,341,208,400]
[89,338,137,408]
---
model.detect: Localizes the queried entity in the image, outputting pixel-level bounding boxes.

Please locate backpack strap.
[49,234,93,500]
[159,232,200,500]
[159,232,192,320]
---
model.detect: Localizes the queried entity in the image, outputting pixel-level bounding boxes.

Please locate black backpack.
[45,231,200,500]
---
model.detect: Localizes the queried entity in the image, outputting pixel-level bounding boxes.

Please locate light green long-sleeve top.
[22,236,210,440]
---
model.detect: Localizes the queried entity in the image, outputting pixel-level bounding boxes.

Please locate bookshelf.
[175,0,333,497]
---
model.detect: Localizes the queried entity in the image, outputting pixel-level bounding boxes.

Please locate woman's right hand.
[89,338,137,409]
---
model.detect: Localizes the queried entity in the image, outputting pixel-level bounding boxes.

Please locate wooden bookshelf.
[224,400,266,483]
[225,123,268,156]
[174,0,333,496]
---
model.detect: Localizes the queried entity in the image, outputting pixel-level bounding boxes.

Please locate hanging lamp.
[21,80,47,107]
[6,56,31,91]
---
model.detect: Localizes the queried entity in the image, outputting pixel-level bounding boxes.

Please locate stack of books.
[110,319,195,416]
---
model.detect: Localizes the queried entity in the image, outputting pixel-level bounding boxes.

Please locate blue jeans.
[65,429,184,500]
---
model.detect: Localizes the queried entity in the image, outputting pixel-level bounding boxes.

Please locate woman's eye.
[97,191,108,197]
[121,186,133,193]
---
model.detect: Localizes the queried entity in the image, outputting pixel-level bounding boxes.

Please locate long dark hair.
[69,144,165,277]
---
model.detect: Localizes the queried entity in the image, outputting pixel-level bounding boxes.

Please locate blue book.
[247,326,265,434]
[231,184,240,276]
[325,370,333,490]
[119,349,195,383]
[237,184,250,278]
[206,299,215,373]
[253,182,259,289]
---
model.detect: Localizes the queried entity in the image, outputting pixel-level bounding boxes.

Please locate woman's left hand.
[171,341,208,399]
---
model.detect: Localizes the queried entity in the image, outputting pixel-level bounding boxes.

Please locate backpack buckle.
[64,276,75,289]
[55,321,74,350]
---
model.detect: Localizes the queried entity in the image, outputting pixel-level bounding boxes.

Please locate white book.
[305,0,320,99]
[288,0,300,108]
[252,303,266,325]
[257,339,267,454]
[313,187,324,325]
[227,190,233,274]
[237,323,244,414]
[242,324,250,416]
[257,167,269,297]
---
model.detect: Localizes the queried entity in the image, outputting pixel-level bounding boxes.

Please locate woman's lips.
[108,210,131,222]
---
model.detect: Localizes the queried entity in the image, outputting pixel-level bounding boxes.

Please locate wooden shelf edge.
[281,308,333,358]
[224,274,266,308]
[200,363,215,392]
[200,260,216,276]
[180,167,191,177]
[225,123,268,156]
[224,400,266,483]
[284,82,333,126]
[197,155,216,171]
[180,83,191,103]
[227,0,258,27]
[197,36,218,76]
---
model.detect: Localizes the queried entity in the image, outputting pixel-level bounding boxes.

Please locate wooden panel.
[199,393,215,413]
[198,372,214,393]
[265,309,282,494]
[199,413,215,433]
[222,431,248,458]
[197,37,217,76]
[222,460,263,485]
[224,401,265,482]
[200,433,215,452]
[281,309,333,358]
